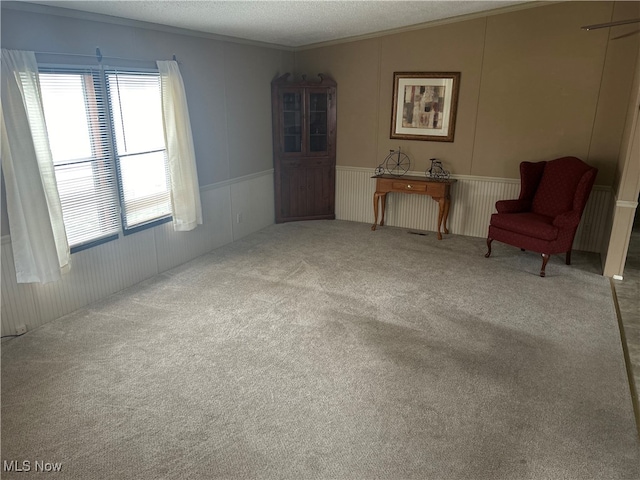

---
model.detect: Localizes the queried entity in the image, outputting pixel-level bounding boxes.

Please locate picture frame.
[390,72,461,142]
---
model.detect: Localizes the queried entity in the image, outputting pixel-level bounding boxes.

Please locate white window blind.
[39,69,120,248]
[38,66,172,250]
[106,71,171,230]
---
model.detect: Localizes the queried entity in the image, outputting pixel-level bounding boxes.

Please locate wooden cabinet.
[271,73,336,223]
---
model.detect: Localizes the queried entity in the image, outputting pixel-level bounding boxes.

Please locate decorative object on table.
[378,147,411,177]
[425,158,450,179]
[390,72,461,142]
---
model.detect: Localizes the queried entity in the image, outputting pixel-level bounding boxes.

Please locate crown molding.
[4,1,548,52]
[2,1,295,51]
[295,1,547,51]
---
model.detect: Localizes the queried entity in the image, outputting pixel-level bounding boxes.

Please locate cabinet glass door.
[308,92,327,153]
[282,92,301,152]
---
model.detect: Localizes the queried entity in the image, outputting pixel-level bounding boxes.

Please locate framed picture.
[390,72,461,142]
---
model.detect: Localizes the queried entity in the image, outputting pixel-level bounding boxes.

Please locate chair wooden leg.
[540,253,550,277]
[485,238,493,258]
[565,250,572,265]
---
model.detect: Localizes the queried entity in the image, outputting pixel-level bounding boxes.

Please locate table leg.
[436,197,445,240]
[371,192,387,231]
[442,195,451,235]
[372,193,380,230]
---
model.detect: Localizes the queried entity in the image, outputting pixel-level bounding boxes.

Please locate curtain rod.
[33,47,178,64]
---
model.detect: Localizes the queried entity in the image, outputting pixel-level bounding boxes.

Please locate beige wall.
[294,1,639,186]
[593,1,640,190]
[611,1,640,205]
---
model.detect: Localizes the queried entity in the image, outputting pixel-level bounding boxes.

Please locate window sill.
[123,216,172,236]
[70,216,172,254]
[70,234,119,254]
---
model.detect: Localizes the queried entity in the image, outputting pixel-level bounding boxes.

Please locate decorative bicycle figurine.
[376,147,411,177]
[425,158,450,179]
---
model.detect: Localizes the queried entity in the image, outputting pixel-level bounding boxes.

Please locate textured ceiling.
[26,1,528,48]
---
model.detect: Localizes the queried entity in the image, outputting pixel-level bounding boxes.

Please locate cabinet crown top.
[272,73,336,86]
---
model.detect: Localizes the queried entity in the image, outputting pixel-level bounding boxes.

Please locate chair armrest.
[496,199,531,214]
[553,210,581,229]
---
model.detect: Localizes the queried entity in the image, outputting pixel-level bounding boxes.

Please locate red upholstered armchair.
[485,157,597,277]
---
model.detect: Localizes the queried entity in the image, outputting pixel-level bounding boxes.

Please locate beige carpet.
[2,220,639,479]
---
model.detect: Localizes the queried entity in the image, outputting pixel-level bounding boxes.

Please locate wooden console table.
[371,175,456,239]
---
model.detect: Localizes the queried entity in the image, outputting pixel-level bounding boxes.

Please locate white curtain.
[157,60,203,231]
[1,49,70,283]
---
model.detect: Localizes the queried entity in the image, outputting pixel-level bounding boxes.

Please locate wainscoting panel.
[156,186,234,274]
[447,177,521,239]
[335,168,377,224]
[335,166,611,253]
[230,171,275,241]
[1,242,39,337]
[572,187,612,253]
[32,229,160,327]
[1,170,274,338]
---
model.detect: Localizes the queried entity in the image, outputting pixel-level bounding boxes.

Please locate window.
[106,72,171,230]
[38,67,171,251]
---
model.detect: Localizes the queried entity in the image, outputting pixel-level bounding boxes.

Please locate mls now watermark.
[3,460,63,473]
